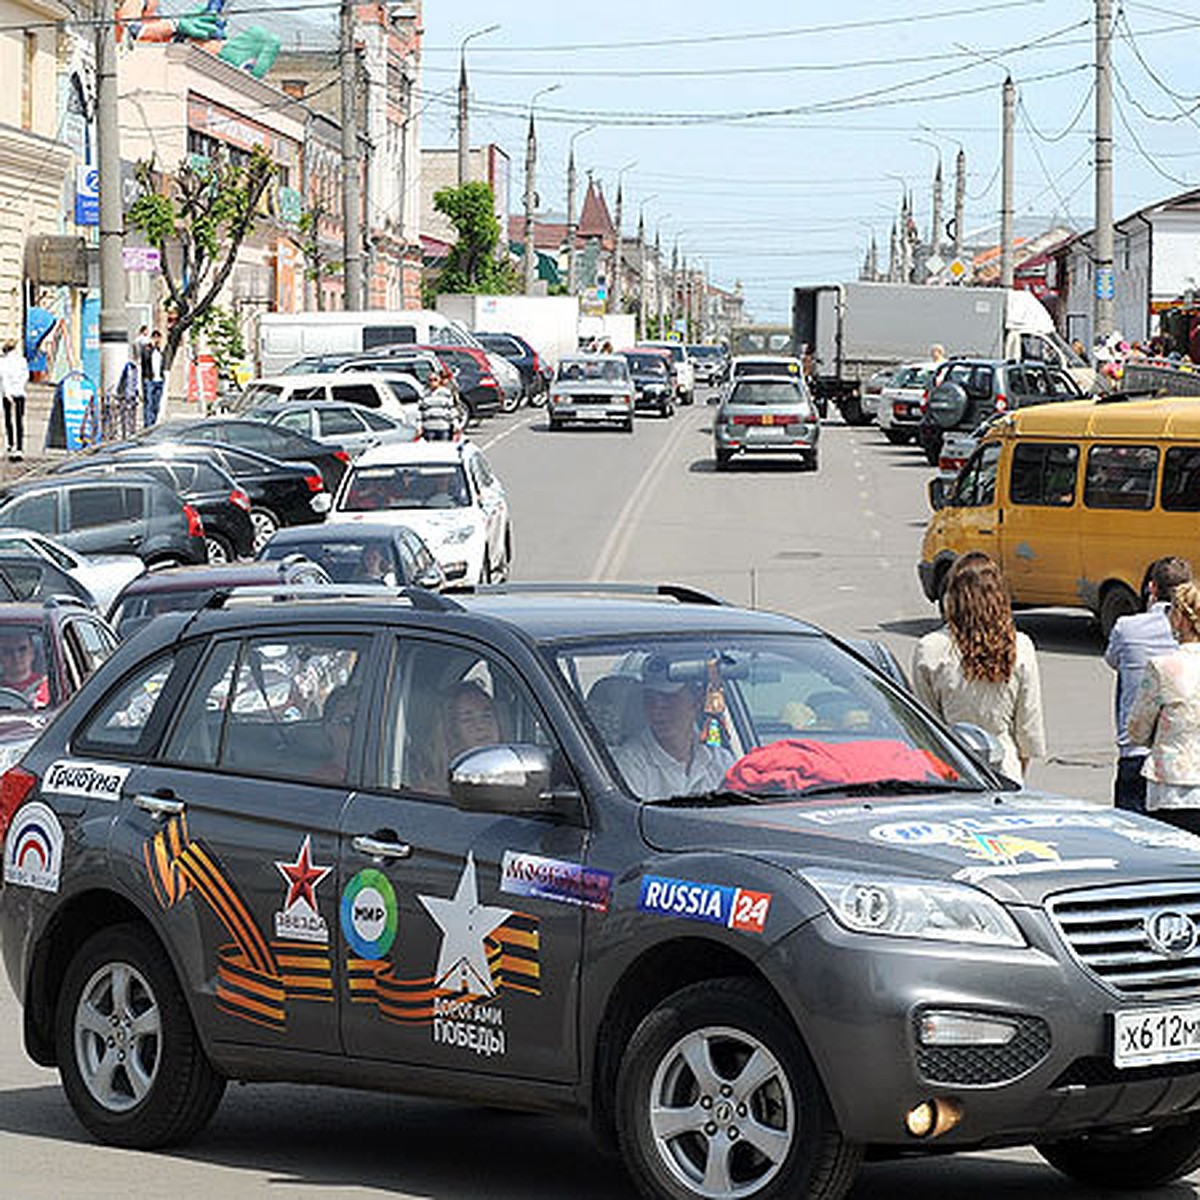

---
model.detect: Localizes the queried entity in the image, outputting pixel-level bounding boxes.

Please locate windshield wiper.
[646,789,769,808]
[795,779,986,800]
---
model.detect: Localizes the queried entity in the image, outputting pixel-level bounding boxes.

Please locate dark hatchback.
[620,349,675,418]
[55,458,254,565]
[56,443,330,555]
[139,418,350,492]
[0,474,206,567]
[473,330,550,401]
[258,522,445,590]
[8,585,1200,1200]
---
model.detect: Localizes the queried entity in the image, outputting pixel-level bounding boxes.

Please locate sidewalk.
[0,382,67,485]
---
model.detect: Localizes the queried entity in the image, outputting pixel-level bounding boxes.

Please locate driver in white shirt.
[613,657,733,800]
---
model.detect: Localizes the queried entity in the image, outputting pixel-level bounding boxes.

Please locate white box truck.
[436,294,580,368]
[792,282,1091,424]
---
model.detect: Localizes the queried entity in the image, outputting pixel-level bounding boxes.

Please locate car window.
[330,384,382,409]
[69,486,128,530]
[274,409,312,435]
[1048,369,1080,397]
[75,652,175,752]
[400,528,436,578]
[1084,445,1159,511]
[319,408,367,436]
[382,638,561,798]
[385,381,421,405]
[340,464,471,511]
[1162,446,1200,512]
[162,635,370,783]
[728,381,806,406]
[30,535,75,569]
[242,384,282,405]
[1,491,59,534]
[361,409,395,430]
[1009,442,1079,506]
[951,443,1000,508]
[471,450,496,488]
[63,617,117,692]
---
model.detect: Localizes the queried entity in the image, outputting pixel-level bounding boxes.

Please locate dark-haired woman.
[1127,579,1200,833]
[912,551,1046,783]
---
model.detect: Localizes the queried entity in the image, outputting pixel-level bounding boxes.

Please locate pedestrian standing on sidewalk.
[911,551,1045,784]
[1127,580,1200,835]
[1106,556,1192,813]
[0,340,29,460]
[143,330,165,427]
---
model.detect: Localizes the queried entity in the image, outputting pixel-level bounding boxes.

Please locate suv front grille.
[1048,881,1200,997]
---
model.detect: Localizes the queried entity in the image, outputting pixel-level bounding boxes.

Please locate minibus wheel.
[1099,584,1139,640]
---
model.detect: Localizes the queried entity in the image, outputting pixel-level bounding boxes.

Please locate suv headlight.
[801,867,1025,948]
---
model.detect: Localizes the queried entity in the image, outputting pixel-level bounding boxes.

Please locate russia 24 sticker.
[3,802,64,893]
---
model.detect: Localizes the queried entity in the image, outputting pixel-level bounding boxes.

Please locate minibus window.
[952,444,1000,507]
[1010,443,1079,506]
[1084,445,1158,511]
[1162,447,1200,512]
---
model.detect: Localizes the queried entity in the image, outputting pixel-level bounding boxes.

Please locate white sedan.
[330,440,512,586]
[0,529,144,612]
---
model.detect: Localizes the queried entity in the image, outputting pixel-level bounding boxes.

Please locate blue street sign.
[1095,267,1114,301]
[75,165,99,226]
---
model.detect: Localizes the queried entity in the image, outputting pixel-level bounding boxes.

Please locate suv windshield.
[555,635,985,803]
[342,464,470,510]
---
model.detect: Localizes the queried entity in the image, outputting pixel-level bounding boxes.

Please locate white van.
[257,310,480,376]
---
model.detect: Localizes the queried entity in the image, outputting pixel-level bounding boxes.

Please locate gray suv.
[4,584,1200,1199]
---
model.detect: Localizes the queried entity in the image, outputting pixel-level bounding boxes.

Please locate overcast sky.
[275,0,1200,320]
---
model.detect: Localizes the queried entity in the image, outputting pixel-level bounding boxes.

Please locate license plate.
[1113,1005,1200,1068]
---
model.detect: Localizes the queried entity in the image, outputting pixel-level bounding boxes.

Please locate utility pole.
[523,111,537,295]
[613,181,624,313]
[954,147,966,267]
[655,230,664,337]
[1094,0,1114,340]
[340,0,362,310]
[931,160,943,261]
[670,241,679,332]
[637,211,646,338]
[457,24,498,188]
[95,5,126,399]
[1001,76,1015,289]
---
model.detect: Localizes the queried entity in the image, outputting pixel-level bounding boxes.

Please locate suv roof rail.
[472,582,726,606]
[201,583,465,613]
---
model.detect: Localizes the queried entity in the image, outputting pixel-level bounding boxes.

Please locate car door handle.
[978,528,995,535]
[352,834,412,860]
[133,792,185,818]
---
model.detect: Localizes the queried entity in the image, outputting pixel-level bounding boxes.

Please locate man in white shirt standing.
[0,340,29,460]
[143,329,166,427]
[614,656,733,800]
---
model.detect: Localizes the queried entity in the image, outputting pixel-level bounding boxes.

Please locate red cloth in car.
[724,738,957,794]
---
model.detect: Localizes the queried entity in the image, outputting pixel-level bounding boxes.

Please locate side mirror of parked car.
[449,744,568,817]
[928,477,948,511]
[951,721,1008,775]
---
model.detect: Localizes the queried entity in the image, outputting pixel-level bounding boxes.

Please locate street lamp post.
[566,124,595,296]
[457,24,499,187]
[612,160,635,314]
[523,83,561,295]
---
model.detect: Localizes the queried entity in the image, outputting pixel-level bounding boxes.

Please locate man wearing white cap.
[613,655,734,800]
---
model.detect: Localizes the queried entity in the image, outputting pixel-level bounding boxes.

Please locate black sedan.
[139,417,350,491]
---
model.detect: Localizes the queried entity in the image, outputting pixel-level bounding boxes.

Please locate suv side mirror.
[951,721,1009,776]
[928,477,948,510]
[449,744,572,817]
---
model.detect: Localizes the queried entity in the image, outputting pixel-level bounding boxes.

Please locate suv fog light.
[905,1098,963,1139]
[919,1011,1018,1047]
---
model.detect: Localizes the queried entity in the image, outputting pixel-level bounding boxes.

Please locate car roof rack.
[472,582,726,606]
[201,583,465,613]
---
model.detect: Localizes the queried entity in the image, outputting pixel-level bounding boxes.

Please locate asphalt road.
[0,394,1195,1198]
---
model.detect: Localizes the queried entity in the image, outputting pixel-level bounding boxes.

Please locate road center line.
[590,412,702,582]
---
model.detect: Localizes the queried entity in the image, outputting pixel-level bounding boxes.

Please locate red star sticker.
[275,836,331,912]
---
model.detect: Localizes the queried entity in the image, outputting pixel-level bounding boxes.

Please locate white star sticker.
[418,852,513,996]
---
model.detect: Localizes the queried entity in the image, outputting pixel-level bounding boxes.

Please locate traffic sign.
[948,258,968,281]
[925,254,945,276]
[1095,267,1114,301]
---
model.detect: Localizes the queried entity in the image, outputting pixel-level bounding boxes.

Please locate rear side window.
[274,409,312,435]
[292,385,327,402]
[330,384,381,409]
[318,408,366,436]
[69,486,127,529]
[363,325,414,349]
[1,491,59,533]
[1084,445,1159,511]
[1162,446,1200,512]
[75,652,175,753]
[1010,442,1079,506]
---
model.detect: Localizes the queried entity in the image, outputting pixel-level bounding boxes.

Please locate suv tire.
[56,923,225,1149]
[615,978,860,1200]
[1037,1118,1200,1189]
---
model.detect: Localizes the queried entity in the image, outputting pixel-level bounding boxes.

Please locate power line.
[1111,77,1194,188]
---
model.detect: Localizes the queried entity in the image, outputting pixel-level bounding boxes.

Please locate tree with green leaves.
[128,146,276,370]
[290,204,341,312]
[432,181,520,296]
